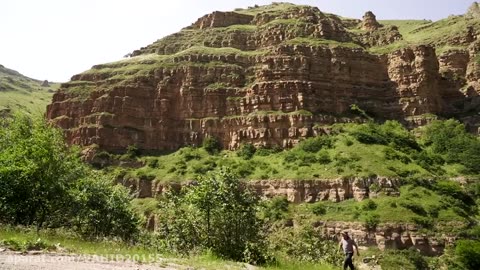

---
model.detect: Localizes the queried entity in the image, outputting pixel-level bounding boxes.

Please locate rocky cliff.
[46,3,480,153]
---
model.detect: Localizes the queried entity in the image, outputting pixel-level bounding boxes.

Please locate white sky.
[0,0,474,82]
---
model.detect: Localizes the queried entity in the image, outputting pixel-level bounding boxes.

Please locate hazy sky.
[0,0,474,82]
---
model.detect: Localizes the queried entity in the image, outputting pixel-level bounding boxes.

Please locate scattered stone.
[41,80,50,87]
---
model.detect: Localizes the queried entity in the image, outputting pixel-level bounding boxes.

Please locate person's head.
[341,231,350,240]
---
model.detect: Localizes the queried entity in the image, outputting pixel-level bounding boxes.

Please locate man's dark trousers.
[343,252,354,270]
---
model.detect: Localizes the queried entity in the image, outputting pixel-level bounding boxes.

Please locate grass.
[0,65,59,115]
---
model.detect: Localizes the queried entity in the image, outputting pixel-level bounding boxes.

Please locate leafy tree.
[0,114,139,240]
[0,114,84,229]
[157,168,268,264]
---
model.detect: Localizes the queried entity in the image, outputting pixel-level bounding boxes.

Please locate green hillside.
[0,64,59,115]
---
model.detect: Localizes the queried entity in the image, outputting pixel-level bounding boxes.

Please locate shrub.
[298,152,317,166]
[310,202,327,216]
[263,196,290,220]
[298,136,334,153]
[268,226,342,266]
[147,158,159,168]
[455,240,480,270]
[369,183,381,193]
[237,143,256,160]
[351,122,387,145]
[284,151,299,163]
[0,114,84,228]
[126,144,141,158]
[361,199,378,211]
[411,216,433,229]
[399,201,427,216]
[202,137,222,155]
[70,174,140,241]
[317,150,331,164]
[363,213,380,231]
[256,146,282,156]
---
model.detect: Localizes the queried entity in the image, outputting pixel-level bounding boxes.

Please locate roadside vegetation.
[2,113,478,269]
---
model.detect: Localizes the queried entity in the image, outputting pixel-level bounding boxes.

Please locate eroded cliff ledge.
[47,3,480,153]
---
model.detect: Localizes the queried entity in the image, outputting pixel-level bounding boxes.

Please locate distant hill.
[0,64,59,115]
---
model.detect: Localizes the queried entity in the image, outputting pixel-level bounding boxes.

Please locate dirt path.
[0,252,177,270]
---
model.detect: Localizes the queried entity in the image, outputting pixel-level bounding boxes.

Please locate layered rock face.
[47,3,480,153]
[119,176,400,202]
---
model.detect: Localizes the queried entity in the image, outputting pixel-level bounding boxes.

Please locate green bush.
[202,137,222,155]
[317,150,331,164]
[399,201,427,216]
[147,158,159,168]
[361,199,378,211]
[455,240,480,270]
[70,175,140,241]
[363,213,380,231]
[126,144,141,158]
[411,216,433,229]
[298,136,334,153]
[263,196,290,220]
[237,143,256,160]
[310,202,327,216]
[255,146,282,156]
[268,226,342,266]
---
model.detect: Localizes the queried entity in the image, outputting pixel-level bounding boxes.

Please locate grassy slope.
[108,123,459,183]
[0,65,59,115]
[371,16,479,54]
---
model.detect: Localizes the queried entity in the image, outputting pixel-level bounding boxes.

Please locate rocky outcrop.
[321,221,458,256]
[190,11,253,29]
[361,11,382,31]
[466,2,480,19]
[118,175,400,202]
[250,177,400,203]
[359,26,403,47]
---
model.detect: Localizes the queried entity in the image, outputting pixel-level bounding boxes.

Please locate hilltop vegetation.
[0,65,59,115]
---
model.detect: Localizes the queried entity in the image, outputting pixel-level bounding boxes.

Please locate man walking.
[338,231,359,270]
